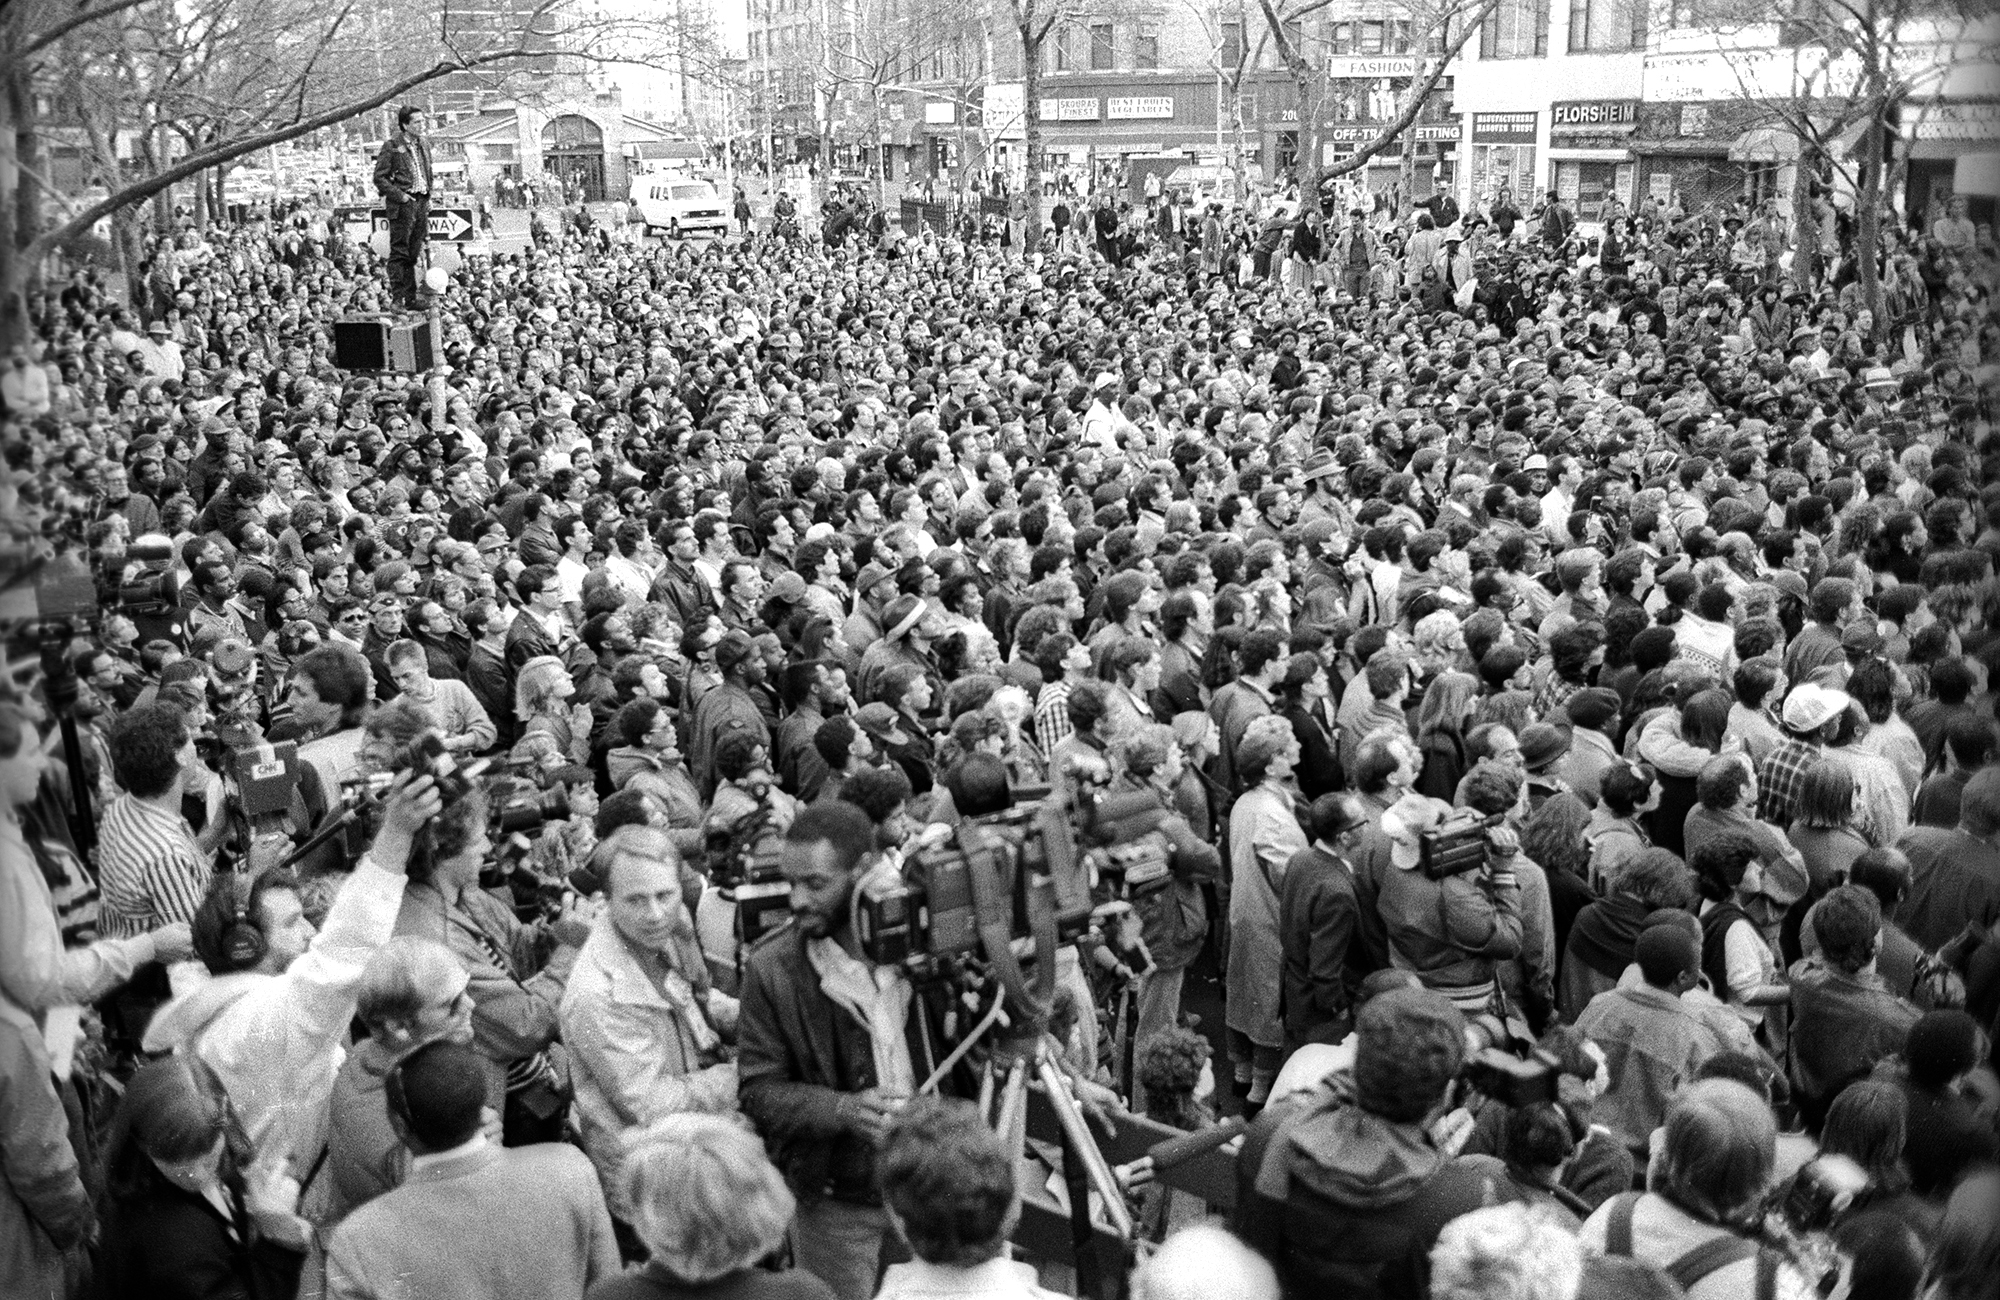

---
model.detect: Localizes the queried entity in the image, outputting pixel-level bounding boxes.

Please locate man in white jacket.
[143,773,443,1206]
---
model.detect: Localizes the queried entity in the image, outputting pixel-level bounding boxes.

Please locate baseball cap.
[1781,683,1851,732]
[853,702,906,743]
[855,561,894,594]
[769,571,807,605]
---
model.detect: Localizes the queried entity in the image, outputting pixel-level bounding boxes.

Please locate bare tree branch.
[7,0,156,64]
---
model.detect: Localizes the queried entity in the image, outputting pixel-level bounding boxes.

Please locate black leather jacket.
[372,129,433,203]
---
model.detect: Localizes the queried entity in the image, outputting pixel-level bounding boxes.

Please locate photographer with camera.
[385,750,592,1144]
[738,801,964,1300]
[140,770,444,1222]
[1233,984,1504,1300]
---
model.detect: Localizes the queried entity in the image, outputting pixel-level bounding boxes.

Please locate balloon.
[424,266,449,293]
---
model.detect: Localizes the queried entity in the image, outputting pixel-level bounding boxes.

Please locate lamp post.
[423,263,449,435]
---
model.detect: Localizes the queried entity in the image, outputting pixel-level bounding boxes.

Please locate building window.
[1479,0,1549,57]
[1136,27,1159,67]
[1220,20,1243,66]
[1568,0,1645,52]
[1331,20,1353,51]
[1090,23,1114,69]
[1053,25,1075,70]
[1360,19,1385,52]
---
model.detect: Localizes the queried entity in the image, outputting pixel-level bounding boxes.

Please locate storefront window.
[1472,144,1537,203]
[1552,160,1633,218]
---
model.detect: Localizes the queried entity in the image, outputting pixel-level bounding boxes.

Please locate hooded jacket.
[1233,1085,1500,1300]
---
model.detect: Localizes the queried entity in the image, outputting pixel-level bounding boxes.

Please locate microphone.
[1146,1116,1249,1170]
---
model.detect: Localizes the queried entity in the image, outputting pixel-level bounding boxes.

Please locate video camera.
[320,735,570,873]
[852,775,1166,992]
[1419,810,1505,880]
[706,796,793,952]
[854,798,1089,973]
[1461,1046,1563,1109]
[111,534,186,647]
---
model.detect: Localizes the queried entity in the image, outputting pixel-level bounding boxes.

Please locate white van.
[631,177,729,238]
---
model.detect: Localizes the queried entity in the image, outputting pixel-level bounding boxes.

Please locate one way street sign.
[362,207,476,242]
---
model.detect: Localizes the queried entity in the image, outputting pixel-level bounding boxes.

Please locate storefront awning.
[1633,139,1732,157]
[1729,127,1798,163]
[1957,152,2000,198]
[1547,147,1632,162]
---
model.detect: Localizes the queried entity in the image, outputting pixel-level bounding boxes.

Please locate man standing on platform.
[373,106,434,311]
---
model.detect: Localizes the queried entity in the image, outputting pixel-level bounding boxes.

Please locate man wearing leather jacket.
[372,106,434,310]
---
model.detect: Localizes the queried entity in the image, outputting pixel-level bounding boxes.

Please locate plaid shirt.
[1757,736,1822,828]
[1034,681,1074,756]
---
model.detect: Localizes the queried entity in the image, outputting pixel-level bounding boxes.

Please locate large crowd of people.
[1,145,1998,1300]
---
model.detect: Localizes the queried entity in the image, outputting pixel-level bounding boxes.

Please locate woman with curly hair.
[1521,791,1598,965]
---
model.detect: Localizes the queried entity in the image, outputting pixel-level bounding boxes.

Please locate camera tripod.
[921,994,1136,1295]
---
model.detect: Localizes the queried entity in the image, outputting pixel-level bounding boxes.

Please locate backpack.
[1601,1193,1780,1300]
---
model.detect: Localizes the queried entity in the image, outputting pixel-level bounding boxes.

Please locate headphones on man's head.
[218,876,268,971]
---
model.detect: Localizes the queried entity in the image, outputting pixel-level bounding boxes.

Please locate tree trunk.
[1857,109,1884,341]
[0,68,27,352]
[1296,75,1324,214]
[871,84,888,207]
[1021,24,1043,254]
[1399,78,1420,212]
[1791,138,1820,289]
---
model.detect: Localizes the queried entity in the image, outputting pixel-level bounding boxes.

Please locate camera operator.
[390,756,593,1147]
[140,771,444,1217]
[282,644,375,827]
[1233,984,1503,1300]
[738,801,964,1300]
[1374,786,1524,1016]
